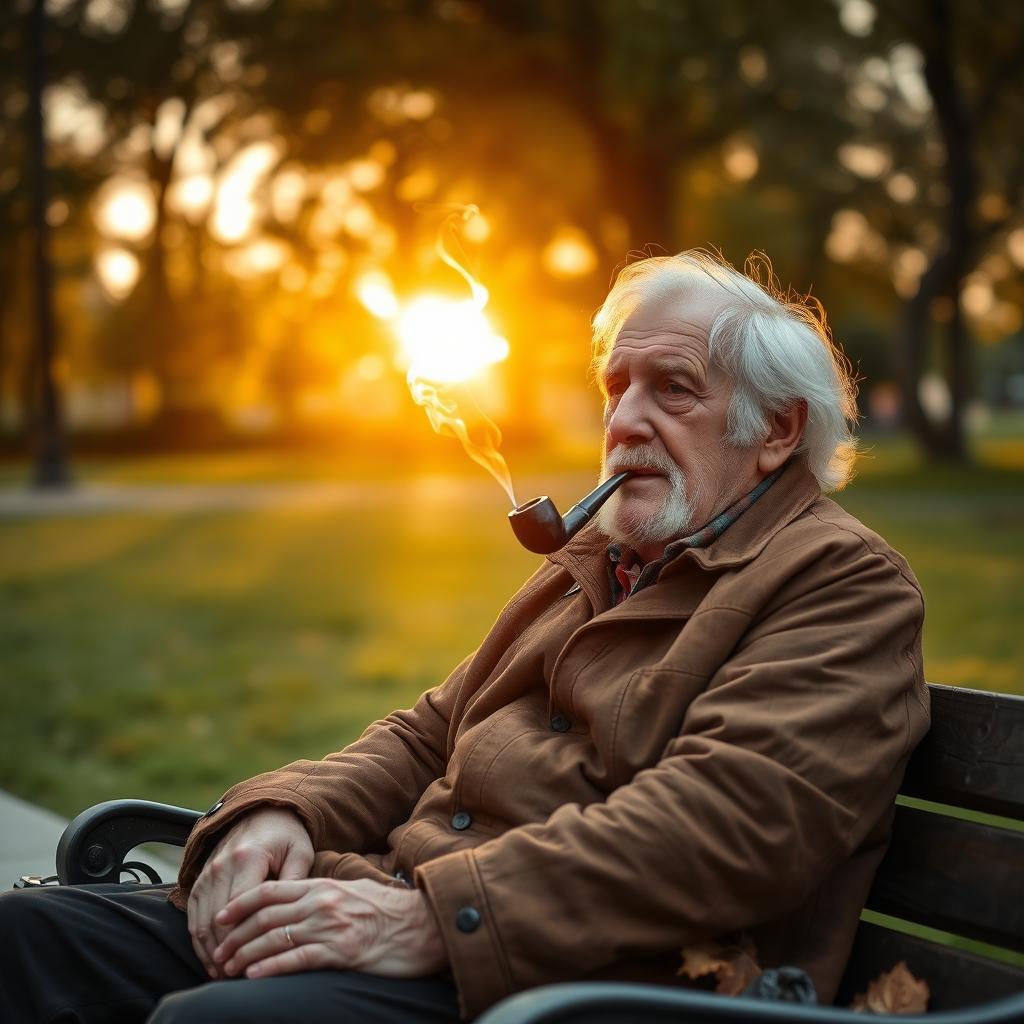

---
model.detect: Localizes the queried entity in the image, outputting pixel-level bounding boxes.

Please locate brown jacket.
[171,459,928,1019]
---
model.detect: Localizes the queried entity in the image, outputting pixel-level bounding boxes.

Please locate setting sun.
[397,295,509,385]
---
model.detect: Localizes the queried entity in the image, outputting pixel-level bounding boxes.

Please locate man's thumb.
[278,843,313,881]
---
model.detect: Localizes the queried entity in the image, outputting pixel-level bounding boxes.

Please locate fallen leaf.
[851,961,930,1015]
[679,935,762,996]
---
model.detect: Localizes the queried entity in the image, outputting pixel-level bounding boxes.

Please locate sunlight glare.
[96,247,140,300]
[356,271,400,319]
[463,211,491,243]
[542,227,597,279]
[211,141,280,243]
[723,136,759,181]
[838,0,875,37]
[346,158,385,192]
[342,201,376,239]
[397,295,509,384]
[837,143,891,180]
[96,179,156,241]
[224,238,290,279]
[169,174,214,222]
[212,186,256,243]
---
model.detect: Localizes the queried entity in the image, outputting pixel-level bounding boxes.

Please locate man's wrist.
[410,889,449,972]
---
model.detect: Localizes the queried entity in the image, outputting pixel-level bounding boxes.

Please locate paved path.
[0,476,572,518]
[0,480,433,517]
[0,789,179,888]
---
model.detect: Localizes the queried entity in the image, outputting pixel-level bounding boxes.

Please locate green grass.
[0,494,540,816]
[0,437,1021,818]
[837,445,1024,695]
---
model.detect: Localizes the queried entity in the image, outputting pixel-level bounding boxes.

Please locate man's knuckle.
[311,891,334,913]
[229,844,253,866]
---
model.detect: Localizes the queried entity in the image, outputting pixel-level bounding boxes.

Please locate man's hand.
[187,807,314,978]
[211,878,448,980]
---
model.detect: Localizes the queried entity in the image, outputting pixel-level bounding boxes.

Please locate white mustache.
[605,445,680,478]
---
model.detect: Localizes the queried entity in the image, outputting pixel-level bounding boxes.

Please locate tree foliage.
[2,0,1021,460]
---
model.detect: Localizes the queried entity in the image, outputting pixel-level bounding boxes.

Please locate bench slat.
[864,805,1024,951]
[902,685,1024,819]
[837,921,1024,1012]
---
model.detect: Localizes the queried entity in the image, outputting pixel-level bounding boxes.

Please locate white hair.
[592,249,860,491]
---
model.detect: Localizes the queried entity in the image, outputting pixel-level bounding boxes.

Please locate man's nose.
[606,386,655,446]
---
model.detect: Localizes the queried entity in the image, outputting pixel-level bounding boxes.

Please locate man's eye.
[605,379,626,397]
[663,382,691,396]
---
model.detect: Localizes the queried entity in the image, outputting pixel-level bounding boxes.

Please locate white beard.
[596,444,696,551]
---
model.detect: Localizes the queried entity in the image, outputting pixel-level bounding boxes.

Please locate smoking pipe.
[508,472,632,553]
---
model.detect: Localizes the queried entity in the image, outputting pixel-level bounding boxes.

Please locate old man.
[0,250,928,1024]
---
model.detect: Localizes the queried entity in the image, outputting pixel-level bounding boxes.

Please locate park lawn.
[0,492,541,817]
[1,443,1022,818]
[838,448,1024,697]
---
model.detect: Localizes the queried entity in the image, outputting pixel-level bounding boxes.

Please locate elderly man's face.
[596,281,764,562]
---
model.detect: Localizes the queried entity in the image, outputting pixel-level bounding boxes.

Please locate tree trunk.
[903,0,975,464]
[28,0,71,487]
[900,250,946,455]
[941,287,970,459]
[145,150,182,410]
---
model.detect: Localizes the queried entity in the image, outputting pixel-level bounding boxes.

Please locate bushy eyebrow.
[651,357,700,379]
[600,354,707,391]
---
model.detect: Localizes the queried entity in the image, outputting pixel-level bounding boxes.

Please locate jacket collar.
[682,457,821,571]
[546,457,822,594]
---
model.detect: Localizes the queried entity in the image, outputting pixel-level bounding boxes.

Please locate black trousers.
[0,883,461,1024]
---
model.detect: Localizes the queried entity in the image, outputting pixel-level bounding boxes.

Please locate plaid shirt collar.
[607,464,786,604]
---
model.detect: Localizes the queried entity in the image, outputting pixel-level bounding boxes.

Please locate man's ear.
[757,400,808,474]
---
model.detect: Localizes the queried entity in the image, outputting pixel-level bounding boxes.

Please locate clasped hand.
[212,877,448,980]
[185,807,446,981]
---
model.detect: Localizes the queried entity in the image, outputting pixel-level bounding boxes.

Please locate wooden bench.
[53,683,1024,1022]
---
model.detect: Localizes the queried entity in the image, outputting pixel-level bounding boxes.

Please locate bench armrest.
[56,799,203,885]
[475,982,1024,1024]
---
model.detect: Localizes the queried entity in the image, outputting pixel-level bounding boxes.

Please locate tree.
[28,0,71,485]
[881,0,1024,460]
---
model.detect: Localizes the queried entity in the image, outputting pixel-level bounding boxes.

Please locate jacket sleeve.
[170,652,471,904]
[414,539,929,1019]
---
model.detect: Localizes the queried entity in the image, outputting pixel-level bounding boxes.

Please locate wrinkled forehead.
[609,275,733,361]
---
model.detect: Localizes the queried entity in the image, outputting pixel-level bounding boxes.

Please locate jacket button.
[456,907,481,933]
[550,714,571,733]
[451,811,472,831]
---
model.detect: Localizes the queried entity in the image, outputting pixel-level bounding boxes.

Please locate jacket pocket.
[607,666,710,787]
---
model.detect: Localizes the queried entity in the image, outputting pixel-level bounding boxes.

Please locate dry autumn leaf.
[851,961,930,1015]
[679,936,762,996]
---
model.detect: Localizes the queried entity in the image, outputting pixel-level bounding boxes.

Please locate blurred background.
[1,0,1021,818]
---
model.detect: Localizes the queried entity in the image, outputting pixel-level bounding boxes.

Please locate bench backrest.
[837,683,1024,1010]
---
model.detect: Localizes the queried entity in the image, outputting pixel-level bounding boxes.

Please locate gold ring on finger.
[284,924,295,947]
